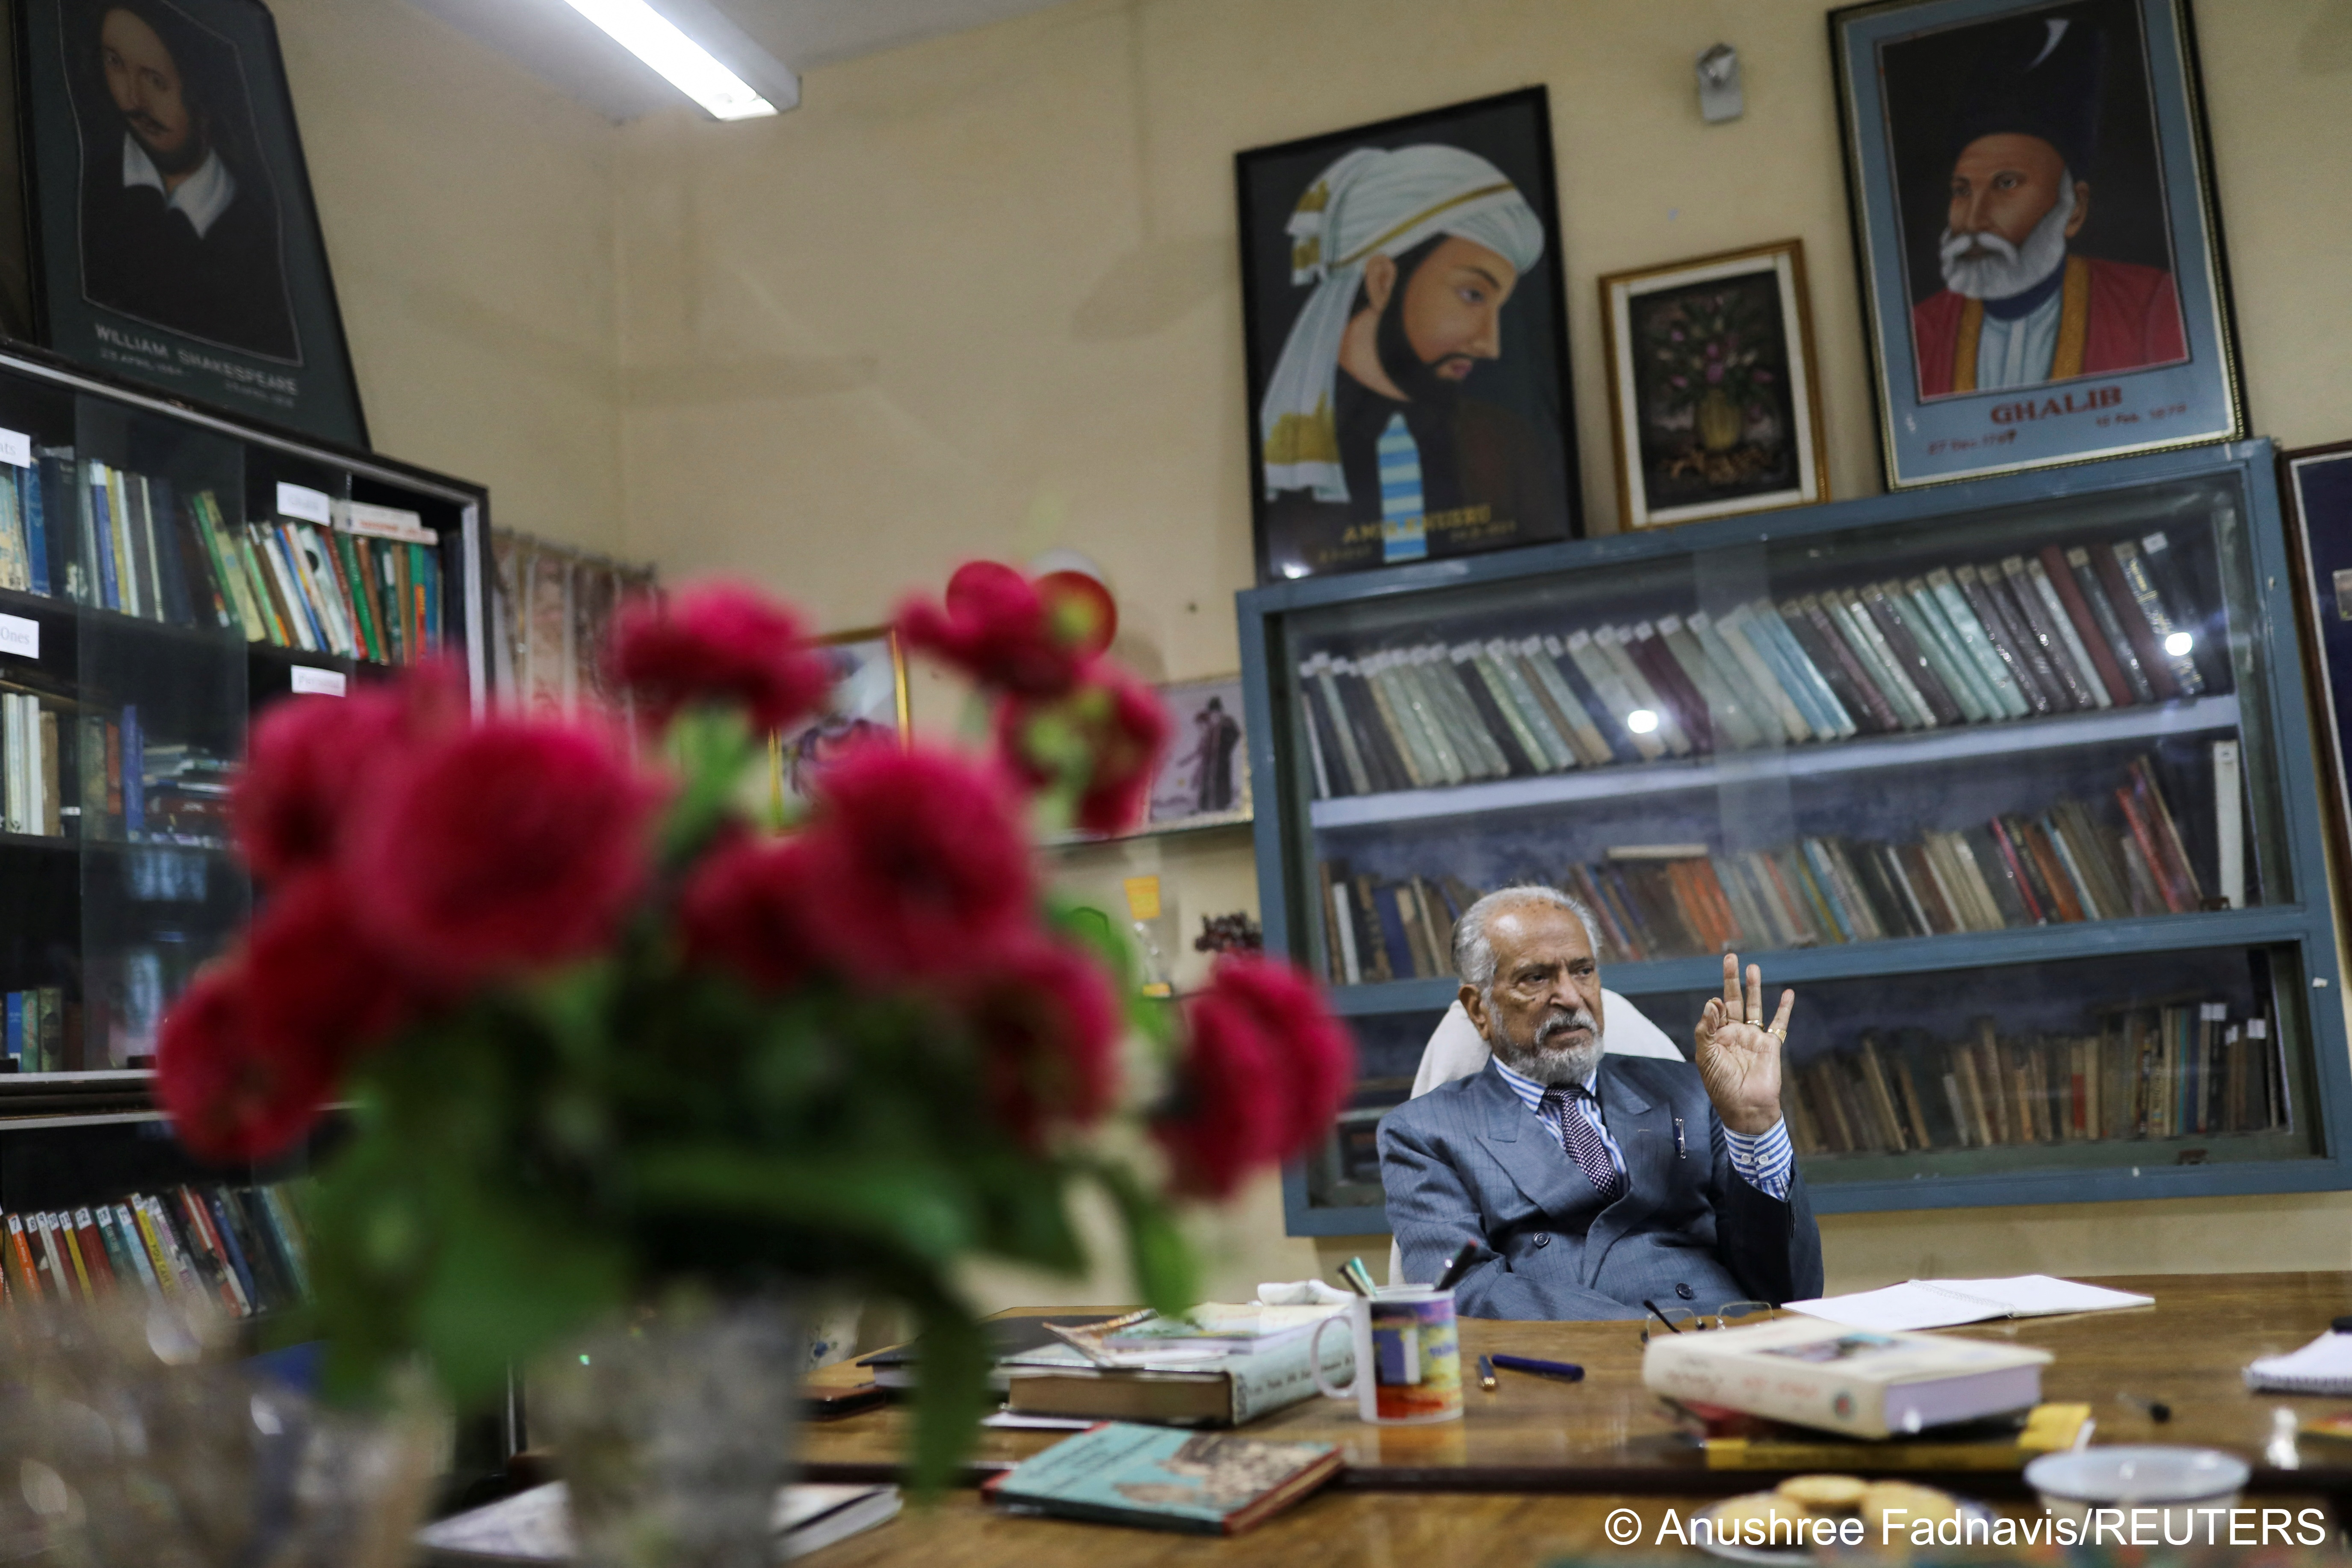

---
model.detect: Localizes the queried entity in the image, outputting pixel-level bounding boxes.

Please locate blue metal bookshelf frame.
[1235,440,2352,1237]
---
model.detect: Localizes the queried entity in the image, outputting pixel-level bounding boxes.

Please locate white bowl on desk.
[2024,1446,2249,1533]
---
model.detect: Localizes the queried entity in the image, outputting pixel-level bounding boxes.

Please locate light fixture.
[2164,630,2195,658]
[1627,709,1660,735]
[559,0,778,119]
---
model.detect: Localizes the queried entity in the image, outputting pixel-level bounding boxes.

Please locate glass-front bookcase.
[1237,441,2351,1234]
[0,343,488,1206]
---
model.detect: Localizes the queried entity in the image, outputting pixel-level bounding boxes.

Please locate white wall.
[275,0,625,553]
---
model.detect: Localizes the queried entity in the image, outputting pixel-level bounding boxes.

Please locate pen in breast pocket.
[1674,1117,1685,1158]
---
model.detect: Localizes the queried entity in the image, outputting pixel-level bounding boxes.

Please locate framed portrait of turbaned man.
[1236,88,1580,584]
[12,0,368,447]
[1832,0,2242,490]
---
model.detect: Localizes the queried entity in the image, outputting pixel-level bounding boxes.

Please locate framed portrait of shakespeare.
[15,0,367,446]
[1600,240,1829,531]
[2279,443,2352,882]
[1832,0,2241,490]
[1146,676,1251,832]
[1236,88,1580,584]
[771,628,909,813]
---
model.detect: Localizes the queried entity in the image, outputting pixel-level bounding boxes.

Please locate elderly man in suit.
[1378,884,1822,1319]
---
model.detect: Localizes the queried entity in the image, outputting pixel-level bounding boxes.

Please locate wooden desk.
[802,1272,2352,1504]
[794,1491,1734,1568]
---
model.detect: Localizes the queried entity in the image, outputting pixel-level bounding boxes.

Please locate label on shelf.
[290,666,347,697]
[0,614,35,659]
[275,482,334,525]
[343,500,435,543]
[0,430,30,469]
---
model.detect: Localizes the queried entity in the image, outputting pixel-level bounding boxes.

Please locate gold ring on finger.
[1768,1026,1787,1039]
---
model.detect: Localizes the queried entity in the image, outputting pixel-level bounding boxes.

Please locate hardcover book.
[1642,1316,2049,1438]
[987,1423,1341,1535]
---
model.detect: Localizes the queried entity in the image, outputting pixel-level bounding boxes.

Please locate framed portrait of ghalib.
[1832,0,2241,490]
[1599,239,1829,531]
[1236,88,1579,584]
[14,0,368,446]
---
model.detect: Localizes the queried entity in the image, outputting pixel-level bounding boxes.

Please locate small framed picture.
[1599,239,1828,531]
[2280,443,2352,876]
[772,627,909,811]
[1832,0,2242,489]
[14,0,368,446]
[1148,676,1251,831]
[1235,87,1580,583]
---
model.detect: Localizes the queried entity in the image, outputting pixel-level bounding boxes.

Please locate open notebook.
[1785,1275,2154,1332]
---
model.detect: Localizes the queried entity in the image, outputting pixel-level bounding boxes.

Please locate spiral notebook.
[2245,1333,2352,1396]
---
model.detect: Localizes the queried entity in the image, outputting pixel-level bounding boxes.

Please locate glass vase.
[535,1293,801,1568]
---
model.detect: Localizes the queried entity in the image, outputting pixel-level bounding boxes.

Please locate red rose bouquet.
[155,568,1350,1485]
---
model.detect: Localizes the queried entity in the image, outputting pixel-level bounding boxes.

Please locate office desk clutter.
[1642,1316,2051,1438]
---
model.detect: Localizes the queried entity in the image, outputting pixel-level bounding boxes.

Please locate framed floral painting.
[1599,239,1828,531]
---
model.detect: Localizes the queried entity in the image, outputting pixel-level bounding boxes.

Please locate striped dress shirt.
[1491,1056,1795,1201]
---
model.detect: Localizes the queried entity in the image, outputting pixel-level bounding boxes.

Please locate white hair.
[1452,884,1601,1000]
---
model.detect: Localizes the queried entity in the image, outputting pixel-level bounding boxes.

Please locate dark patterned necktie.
[1542,1084,1626,1202]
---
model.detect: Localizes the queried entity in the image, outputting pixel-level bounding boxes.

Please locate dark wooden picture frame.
[1599,238,1830,531]
[1235,87,1580,584]
[1831,0,2242,490]
[12,0,368,447]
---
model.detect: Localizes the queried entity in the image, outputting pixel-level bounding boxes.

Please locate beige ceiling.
[402,0,1073,121]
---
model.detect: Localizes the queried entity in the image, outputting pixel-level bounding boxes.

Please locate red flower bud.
[157,962,337,1163]
[677,832,819,992]
[797,743,1036,983]
[996,662,1169,838]
[608,583,833,732]
[231,667,464,880]
[896,561,1090,699]
[344,719,662,989]
[1156,954,1353,1199]
[954,936,1120,1149]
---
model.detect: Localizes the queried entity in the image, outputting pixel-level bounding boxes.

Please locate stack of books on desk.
[983,1305,1353,1427]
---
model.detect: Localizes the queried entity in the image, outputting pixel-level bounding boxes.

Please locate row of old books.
[1,694,234,847]
[0,450,445,662]
[0,690,60,837]
[3,1182,310,1318]
[1788,1003,2282,1158]
[1298,530,2213,800]
[1319,754,2208,983]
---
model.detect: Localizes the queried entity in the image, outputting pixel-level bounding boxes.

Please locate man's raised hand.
[1693,951,1794,1137]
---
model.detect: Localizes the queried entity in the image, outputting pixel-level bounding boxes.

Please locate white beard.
[1938,175,2074,301]
[1493,1007,1603,1087]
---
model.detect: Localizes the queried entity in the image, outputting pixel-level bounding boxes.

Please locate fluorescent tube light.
[558,0,778,119]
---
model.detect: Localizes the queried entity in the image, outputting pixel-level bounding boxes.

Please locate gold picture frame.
[769,625,911,812]
[1599,239,1829,532]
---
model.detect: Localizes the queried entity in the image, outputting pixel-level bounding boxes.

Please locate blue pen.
[1488,1352,1584,1385]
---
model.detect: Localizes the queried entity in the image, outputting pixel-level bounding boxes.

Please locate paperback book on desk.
[986,1423,1340,1535]
[1643,1317,2050,1439]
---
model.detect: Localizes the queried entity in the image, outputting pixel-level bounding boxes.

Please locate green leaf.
[413,1187,628,1403]
[626,1147,977,1261]
[903,1294,988,1497]
[657,707,761,865]
[1092,1164,1196,1314]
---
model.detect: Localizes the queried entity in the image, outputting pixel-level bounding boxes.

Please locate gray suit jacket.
[1377,1057,1823,1320]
